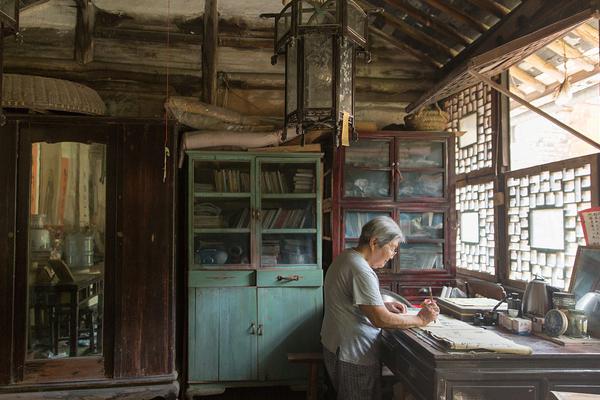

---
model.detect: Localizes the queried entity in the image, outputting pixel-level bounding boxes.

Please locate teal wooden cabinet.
[186,151,324,396]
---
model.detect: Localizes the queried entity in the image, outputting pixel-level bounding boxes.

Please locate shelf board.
[261,193,316,199]
[193,228,250,233]
[262,228,317,234]
[194,192,251,198]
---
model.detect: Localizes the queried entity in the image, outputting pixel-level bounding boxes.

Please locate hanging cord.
[163,0,171,183]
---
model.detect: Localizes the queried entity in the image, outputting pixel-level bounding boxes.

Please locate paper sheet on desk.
[419,315,533,355]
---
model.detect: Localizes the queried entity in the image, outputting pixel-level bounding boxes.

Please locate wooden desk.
[381,325,600,400]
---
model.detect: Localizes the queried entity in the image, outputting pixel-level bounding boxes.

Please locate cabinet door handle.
[277,274,301,282]
[257,324,263,336]
[249,322,256,335]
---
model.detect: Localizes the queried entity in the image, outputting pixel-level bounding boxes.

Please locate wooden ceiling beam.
[74,0,95,65]
[523,53,564,82]
[382,0,473,46]
[546,38,596,72]
[202,0,218,105]
[509,66,547,93]
[374,7,457,57]
[463,0,510,19]
[420,0,489,33]
[573,23,599,46]
[369,26,443,68]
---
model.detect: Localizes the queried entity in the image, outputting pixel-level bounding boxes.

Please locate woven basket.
[404,104,449,131]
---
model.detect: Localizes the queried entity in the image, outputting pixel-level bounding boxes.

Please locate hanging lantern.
[0,0,18,35]
[266,0,375,144]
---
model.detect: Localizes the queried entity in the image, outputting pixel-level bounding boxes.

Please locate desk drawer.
[257,270,322,287]
[189,270,255,287]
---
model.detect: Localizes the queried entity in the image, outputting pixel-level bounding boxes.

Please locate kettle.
[576,290,600,337]
[522,275,557,317]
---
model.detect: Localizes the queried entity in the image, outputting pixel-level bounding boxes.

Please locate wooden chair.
[287,352,323,400]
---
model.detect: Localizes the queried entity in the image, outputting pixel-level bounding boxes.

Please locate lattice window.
[505,156,598,290]
[456,180,496,275]
[446,83,494,175]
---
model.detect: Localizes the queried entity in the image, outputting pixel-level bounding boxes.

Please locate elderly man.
[321,216,439,400]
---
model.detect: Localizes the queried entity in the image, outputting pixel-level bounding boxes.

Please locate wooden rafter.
[546,38,595,72]
[573,23,600,46]
[523,53,564,82]
[470,69,600,151]
[510,66,546,93]
[202,0,218,105]
[373,4,457,57]
[382,0,473,46]
[369,26,442,68]
[74,0,95,65]
[420,0,488,33]
[406,0,598,113]
[463,0,510,19]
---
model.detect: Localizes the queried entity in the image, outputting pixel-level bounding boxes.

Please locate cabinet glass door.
[344,139,392,198]
[191,160,252,268]
[396,141,445,200]
[397,211,445,270]
[343,210,393,271]
[259,160,319,267]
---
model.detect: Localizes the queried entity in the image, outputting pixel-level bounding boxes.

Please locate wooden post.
[74,0,95,64]
[468,69,600,151]
[203,0,218,105]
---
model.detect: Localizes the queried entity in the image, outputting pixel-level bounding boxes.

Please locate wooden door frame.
[14,121,118,383]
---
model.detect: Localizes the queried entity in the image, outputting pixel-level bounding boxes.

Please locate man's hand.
[384,301,407,314]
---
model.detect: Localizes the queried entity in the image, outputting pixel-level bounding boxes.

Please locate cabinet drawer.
[189,271,255,287]
[257,270,322,287]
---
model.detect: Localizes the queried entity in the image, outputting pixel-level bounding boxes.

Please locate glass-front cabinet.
[329,131,455,299]
[189,156,321,268]
[186,151,323,393]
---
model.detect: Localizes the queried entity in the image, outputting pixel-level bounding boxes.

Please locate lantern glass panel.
[338,37,353,115]
[304,33,333,109]
[286,44,298,116]
[299,0,337,26]
[346,0,366,42]
[0,0,16,23]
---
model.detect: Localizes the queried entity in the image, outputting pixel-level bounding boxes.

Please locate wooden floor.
[200,386,307,399]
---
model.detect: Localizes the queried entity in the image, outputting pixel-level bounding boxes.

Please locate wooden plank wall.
[114,123,176,377]
[3,2,437,127]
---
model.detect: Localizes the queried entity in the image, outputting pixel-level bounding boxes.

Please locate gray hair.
[358,216,405,247]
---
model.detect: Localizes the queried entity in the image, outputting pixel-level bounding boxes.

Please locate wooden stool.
[288,352,324,400]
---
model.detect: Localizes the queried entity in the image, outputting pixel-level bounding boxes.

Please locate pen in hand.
[428,287,437,323]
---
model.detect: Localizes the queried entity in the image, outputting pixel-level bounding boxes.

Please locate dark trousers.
[323,348,382,400]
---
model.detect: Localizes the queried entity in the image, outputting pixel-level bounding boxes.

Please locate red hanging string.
[163,0,171,183]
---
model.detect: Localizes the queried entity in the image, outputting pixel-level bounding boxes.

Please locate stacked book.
[214,169,250,192]
[194,202,223,228]
[261,240,280,265]
[194,183,215,192]
[231,208,250,229]
[293,169,315,193]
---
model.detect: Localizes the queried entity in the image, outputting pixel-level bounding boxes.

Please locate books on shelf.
[194,202,250,229]
[213,169,250,193]
[293,168,315,193]
[194,183,215,192]
[261,206,313,229]
[261,170,289,193]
